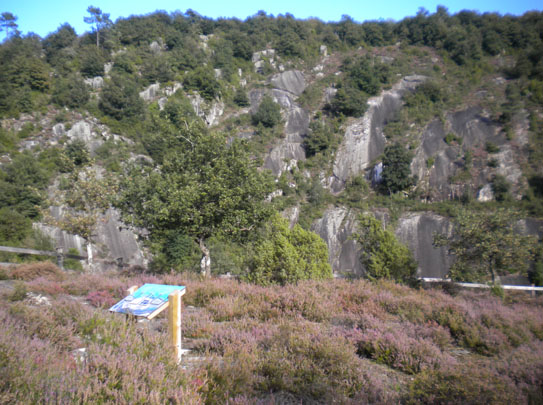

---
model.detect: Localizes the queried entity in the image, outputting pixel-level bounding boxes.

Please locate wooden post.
[168,290,183,363]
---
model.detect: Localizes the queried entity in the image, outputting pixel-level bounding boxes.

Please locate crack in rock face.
[331,75,426,192]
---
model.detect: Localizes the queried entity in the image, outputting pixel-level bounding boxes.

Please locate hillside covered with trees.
[1,6,543,403]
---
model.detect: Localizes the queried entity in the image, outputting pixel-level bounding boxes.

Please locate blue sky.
[2,0,542,38]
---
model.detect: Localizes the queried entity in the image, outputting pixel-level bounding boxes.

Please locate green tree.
[52,75,90,109]
[491,174,511,202]
[117,123,275,277]
[233,87,249,107]
[84,6,112,48]
[252,95,282,127]
[303,120,335,157]
[434,208,538,283]
[380,143,415,194]
[79,45,105,77]
[98,75,144,120]
[352,214,417,283]
[245,214,332,285]
[183,66,221,101]
[47,167,118,264]
[0,12,18,40]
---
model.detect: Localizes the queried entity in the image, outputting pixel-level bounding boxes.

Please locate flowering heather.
[0,271,542,403]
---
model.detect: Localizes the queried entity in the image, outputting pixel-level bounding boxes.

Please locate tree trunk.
[96,30,100,48]
[199,239,211,278]
[489,260,498,285]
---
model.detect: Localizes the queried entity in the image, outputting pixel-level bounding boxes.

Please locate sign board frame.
[109,283,186,320]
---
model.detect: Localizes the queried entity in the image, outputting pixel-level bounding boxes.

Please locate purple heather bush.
[1,271,543,403]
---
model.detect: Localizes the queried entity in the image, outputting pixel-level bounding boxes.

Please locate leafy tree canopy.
[245,214,332,285]
[252,95,282,128]
[353,214,417,283]
[434,208,538,283]
[117,123,275,276]
[380,143,415,195]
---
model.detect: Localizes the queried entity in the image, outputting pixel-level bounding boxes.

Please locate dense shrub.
[11,261,65,282]
[51,75,89,109]
[353,215,417,283]
[98,75,145,120]
[245,215,332,285]
[251,95,282,128]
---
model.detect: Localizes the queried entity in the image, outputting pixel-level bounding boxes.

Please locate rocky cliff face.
[411,106,525,201]
[37,206,146,271]
[250,70,310,176]
[313,207,454,278]
[312,207,362,276]
[330,75,426,192]
[394,213,452,278]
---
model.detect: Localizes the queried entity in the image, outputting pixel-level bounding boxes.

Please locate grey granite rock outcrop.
[250,87,310,176]
[410,106,521,201]
[394,212,452,279]
[188,94,224,127]
[37,206,146,271]
[66,120,104,154]
[313,207,453,279]
[331,75,426,192]
[312,207,362,276]
[269,70,306,96]
[139,83,161,101]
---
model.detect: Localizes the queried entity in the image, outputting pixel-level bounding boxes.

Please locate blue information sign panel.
[109,283,186,318]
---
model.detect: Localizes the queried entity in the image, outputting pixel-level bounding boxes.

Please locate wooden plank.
[0,245,87,260]
[0,246,57,257]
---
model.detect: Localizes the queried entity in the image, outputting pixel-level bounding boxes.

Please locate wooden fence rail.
[0,245,87,269]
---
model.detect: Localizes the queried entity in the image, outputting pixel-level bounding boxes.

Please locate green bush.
[245,215,332,285]
[444,133,462,145]
[485,141,500,153]
[491,174,511,202]
[252,95,282,128]
[8,282,28,302]
[51,75,89,109]
[352,214,417,283]
[233,87,249,107]
[380,143,415,194]
[183,66,221,101]
[98,75,144,120]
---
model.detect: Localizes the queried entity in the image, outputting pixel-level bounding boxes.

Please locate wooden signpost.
[110,283,186,362]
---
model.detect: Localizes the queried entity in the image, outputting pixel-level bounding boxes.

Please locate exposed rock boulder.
[394,213,452,279]
[252,49,276,73]
[149,40,165,53]
[67,121,104,153]
[52,123,65,137]
[477,184,494,201]
[313,208,452,278]
[163,82,182,97]
[252,49,275,63]
[36,206,146,271]
[84,76,104,90]
[250,88,310,176]
[319,45,328,56]
[312,207,363,276]
[270,70,306,96]
[410,106,521,201]
[331,75,426,192]
[188,94,224,127]
[139,83,161,101]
